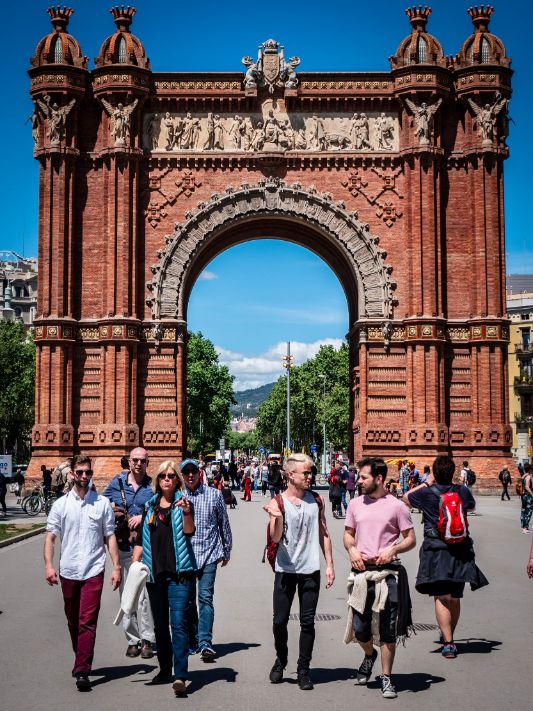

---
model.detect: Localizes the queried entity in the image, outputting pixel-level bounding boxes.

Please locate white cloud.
[198,270,218,281]
[216,338,345,391]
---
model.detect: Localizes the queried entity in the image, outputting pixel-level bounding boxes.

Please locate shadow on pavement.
[187,666,238,693]
[90,663,156,686]
[214,642,261,659]
[451,638,502,654]
[368,672,446,693]
[298,667,356,684]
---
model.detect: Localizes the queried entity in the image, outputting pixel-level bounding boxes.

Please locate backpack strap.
[310,490,324,511]
[117,475,129,513]
[275,494,288,543]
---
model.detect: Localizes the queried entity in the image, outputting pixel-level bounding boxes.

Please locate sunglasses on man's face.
[131,458,147,464]
[74,469,92,476]
[183,468,198,475]
[158,473,177,480]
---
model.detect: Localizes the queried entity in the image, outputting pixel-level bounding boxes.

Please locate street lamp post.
[282,342,294,456]
[319,373,327,474]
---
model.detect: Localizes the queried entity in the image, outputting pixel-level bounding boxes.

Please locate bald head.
[129,447,149,480]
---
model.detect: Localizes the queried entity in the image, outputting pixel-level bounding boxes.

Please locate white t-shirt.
[275,492,321,574]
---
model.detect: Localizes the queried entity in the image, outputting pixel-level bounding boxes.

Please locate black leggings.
[273,571,320,671]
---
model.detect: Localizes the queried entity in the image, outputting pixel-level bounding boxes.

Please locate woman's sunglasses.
[158,473,177,480]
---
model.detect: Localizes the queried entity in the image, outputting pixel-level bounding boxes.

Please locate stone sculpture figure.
[147,113,160,150]
[280,55,300,88]
[29,107,39,144]
[180,113,196,149]
[242,56,260,89]
[374,112,394,150]
[293,128,307,150]
[163,112,175,150]
[349,113,372,150]
[213,115,225,150]
[36,94,76,145]
[263,110,283,147]
[100,98,138,147]
[404,97,442,145]
[229,115,250,150]
[307,115,326,151]
[468,94,508,146]
[203,112,215,150]
[251,122,265,151]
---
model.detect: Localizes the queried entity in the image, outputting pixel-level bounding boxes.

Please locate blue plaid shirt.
[184,484,232,568]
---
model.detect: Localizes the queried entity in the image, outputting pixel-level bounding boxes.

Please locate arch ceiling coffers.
[147,178,396,323]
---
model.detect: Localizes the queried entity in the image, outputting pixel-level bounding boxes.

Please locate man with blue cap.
[181,458,233,661]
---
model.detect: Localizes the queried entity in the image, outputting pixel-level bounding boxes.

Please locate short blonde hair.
[153,460,184,496]
[283,453,314,474]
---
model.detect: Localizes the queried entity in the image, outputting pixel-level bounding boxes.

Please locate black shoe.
[200,645,216,662]
[297,671,314,690]
[355,648,378,685]
[147,671,174,685]
[140,640,154,659]
[126,643,141,658]
[269,658,285,684]
[75,673,91,691]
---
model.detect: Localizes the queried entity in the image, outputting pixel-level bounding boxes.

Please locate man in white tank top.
[263,453,335,691]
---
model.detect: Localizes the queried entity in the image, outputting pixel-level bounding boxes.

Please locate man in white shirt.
[44,455,121,692]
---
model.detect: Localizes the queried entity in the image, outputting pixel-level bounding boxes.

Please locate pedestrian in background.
[327,469,342,518]
[41,464,52,500]
[133,460,196,696]
[183,458,232,662]
[346,465,358,500]
[499,465,511,501]
[103,448,156,659]
[520,463,533,533]
[44,455,121,692]
[268,461,282,498]
[14,466,25,503]
[0,469,7,516]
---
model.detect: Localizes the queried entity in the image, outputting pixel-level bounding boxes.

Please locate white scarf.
[343,568,398,644]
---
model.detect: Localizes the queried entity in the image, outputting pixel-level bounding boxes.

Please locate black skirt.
[415,535,489,595]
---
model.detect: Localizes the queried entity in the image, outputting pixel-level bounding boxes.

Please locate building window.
[416,36,427,63]
[480,37,490,63]
[52,35,63,63]
[118,36,127,63]
[522,329,531,346]
[521,360,532,378]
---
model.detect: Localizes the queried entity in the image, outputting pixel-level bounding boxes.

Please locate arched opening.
[52,34,63,63]
[147,180,396,464]
[118,35,127,63]
[187,239,350,460]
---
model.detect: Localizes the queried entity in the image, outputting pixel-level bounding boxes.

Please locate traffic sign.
[310,444,317,453]
[259,447,265,454]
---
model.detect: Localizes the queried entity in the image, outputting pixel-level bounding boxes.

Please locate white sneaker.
[381,675,397,699]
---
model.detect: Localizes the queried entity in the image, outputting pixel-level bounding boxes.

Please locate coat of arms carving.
[242,39,300,93]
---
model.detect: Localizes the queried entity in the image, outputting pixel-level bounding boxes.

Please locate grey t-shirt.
[275,492,320,574]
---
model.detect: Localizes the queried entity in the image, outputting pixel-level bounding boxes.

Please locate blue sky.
[2,0,530,389]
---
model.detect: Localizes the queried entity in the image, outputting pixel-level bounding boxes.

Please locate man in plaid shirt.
[182,458,233,661]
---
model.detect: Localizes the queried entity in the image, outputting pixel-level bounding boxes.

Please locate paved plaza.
[1,491,532,710]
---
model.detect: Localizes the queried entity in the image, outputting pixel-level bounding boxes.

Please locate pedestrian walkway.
[1,492,531,710]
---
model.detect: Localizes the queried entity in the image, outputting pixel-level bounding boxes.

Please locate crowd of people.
[40,448,533,698]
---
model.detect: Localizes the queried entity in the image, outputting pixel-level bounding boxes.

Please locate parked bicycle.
[21,485,56,516]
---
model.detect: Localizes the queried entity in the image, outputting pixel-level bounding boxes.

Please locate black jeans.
[273,571,320,672]
[501,485,510,500]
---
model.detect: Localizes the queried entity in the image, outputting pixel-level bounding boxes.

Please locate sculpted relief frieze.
[143,105,399,154]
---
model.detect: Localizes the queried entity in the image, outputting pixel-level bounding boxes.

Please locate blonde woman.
[133,461,196,696]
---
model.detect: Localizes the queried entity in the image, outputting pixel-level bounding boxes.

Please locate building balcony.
[514,376,533,391]
[515,414,533,427]
[515,342,533,355]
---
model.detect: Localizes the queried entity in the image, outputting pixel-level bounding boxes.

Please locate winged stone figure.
[36,95,76,145]
[405,97,442,145]
[100,98,139,146]
[468,95,507,146]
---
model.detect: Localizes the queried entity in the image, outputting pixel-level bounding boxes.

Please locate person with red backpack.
[404,456,488,660]
[263,453,335,691]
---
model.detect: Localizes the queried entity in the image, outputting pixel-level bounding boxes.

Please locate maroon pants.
[60,572,104,674]
[244,480,251,501]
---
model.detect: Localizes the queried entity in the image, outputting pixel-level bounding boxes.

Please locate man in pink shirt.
[343,458,415,700]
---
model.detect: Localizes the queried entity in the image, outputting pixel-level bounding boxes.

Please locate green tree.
[187,332,235,455]
[0,322,35,460]
[256,343,349,454]
[225,429,258,454]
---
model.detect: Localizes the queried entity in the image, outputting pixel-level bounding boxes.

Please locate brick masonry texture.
[27,6,515,487]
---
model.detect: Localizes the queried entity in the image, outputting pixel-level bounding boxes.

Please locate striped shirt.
[184,484,232,568]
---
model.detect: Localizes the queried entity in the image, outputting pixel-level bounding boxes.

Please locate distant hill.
[231,382,275,416]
